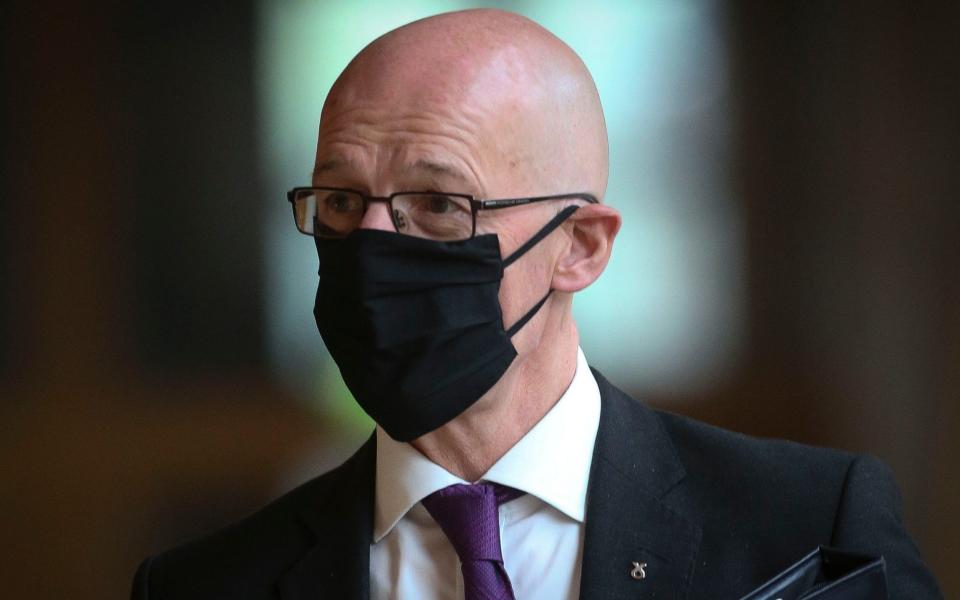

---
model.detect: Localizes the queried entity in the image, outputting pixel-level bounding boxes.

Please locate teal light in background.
[256,1,742,424]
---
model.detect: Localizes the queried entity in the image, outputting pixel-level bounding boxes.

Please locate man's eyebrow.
[404,159,469,183]
[312,157,355,179]
[312,157,473,189]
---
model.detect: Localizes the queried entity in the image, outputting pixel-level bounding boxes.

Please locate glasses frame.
[286,187,598,239]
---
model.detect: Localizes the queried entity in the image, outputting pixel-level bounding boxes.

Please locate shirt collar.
[373,347,601,542]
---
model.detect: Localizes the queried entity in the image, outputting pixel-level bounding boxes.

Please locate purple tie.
[421,483,525,600]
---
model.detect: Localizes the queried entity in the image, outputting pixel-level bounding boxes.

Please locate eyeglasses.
[287,187,598,241]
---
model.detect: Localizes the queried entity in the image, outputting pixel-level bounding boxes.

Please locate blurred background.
[2,1,957,598]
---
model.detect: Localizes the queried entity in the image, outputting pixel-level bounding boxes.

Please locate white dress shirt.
[370,347,601,600]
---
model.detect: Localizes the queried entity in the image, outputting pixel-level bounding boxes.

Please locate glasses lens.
[293,189,364,237]
[393,193,473,241]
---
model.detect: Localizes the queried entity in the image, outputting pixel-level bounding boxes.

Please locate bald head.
[316,9,608,201]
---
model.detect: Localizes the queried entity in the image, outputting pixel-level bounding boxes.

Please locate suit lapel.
[580,370,702,599]
[278,434,376,600]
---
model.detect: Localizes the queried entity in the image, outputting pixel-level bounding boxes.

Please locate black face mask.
[314,205,579,441]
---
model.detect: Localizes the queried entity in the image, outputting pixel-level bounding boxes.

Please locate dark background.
[2,2,958,598]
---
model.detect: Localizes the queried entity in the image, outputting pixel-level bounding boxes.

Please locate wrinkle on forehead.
[315,103,491,193]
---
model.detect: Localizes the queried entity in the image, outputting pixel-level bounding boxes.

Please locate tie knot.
[421,483,523,563]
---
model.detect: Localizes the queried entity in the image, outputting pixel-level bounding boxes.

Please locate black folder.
[739,546,887,599]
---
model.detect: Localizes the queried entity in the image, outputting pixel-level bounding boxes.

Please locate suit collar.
[277,434,376,600]
[579,368,702,599]
[482,346,600,523]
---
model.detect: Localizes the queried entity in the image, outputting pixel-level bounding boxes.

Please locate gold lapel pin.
[630,561,648,580]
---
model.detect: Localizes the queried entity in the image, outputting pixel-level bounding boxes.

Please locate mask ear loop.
[502,205,580,268]
[506,290,553,337]
[502,205,581,337]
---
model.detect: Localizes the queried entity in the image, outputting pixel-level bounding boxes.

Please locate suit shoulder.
[134,437,373,599]
[648,406,863,539]
[591,367,858,509]
[655,407,856,486]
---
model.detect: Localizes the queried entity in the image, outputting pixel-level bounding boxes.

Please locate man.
[132,9,941,599]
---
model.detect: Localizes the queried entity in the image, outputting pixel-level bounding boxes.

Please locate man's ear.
[552,203,622,293]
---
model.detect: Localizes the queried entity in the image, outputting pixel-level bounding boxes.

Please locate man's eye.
[426,195,456,213]
[326,193,357,213]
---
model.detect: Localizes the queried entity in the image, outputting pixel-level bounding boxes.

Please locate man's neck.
[410,308,579,482]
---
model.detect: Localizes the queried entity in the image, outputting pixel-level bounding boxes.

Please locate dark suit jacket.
[132,370,942,599]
